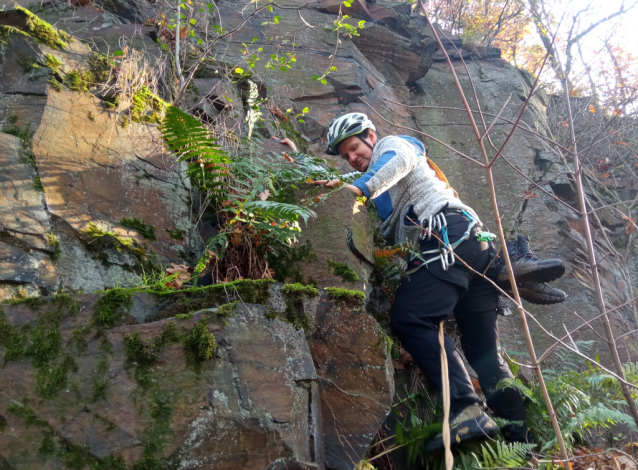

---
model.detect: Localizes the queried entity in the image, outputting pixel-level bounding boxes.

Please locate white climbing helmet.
[326,113,376,155]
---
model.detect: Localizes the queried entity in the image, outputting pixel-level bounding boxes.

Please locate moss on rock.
[325,287,365,304]
[0,7,71,49]
[93,289,135,328]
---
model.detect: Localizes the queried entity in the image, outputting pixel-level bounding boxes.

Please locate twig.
[416,2,570,461]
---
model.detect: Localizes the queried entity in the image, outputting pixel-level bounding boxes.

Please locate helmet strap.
[356,134,374,151]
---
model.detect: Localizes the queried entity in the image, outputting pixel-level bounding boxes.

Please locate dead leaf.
[258,189,270,201]
[230,230,242,246]
[282,153,294,163]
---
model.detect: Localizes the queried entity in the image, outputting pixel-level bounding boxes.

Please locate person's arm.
[357,147,418,199]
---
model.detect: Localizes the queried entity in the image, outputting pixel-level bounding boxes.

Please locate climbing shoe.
[506,281,566,305]
[495,235,565,287]
[423,405,499,455]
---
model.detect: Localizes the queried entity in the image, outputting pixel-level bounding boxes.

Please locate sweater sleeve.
[356,145,419,199]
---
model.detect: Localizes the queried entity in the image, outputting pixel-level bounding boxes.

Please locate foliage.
[161,105,338,284]
[498,347,638,452]
[325,287,365,303]
[326,259,359,282]
[120,217,157,241]
[8,7,71,49]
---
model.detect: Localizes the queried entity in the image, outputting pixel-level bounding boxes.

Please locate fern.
[475,441,536,468]
[160,105,230,195]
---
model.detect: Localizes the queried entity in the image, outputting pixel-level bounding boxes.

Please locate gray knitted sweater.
[354,135,479,244]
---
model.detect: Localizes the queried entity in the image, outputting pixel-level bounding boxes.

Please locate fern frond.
[160,106,230,193]
[496,378,537,402]
[243,200,316,224]
[475,441,536,469]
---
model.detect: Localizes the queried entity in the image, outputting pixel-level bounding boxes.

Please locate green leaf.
[267,5,273,12]
[311,75,320,81]
[280,66,287,71]
[113,50,124,56]
[358,20,366,28]
[252,36,258,43]
[343,1,351,6]
[320,78,327,85]
[190,18,197,25]
[273,16,281,24]
[302,107,309,113]
[197,38,203,44]
[235,67,244,74]
[330,66,337,71]
[298,119,305,123]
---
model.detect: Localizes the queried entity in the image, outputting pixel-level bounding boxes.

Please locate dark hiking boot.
[507,282,567,305]
[495,235,565,287]
[423,405,499,455]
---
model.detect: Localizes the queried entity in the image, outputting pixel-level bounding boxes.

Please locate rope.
[439,321,453,470]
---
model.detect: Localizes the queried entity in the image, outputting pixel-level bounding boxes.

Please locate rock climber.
[314,113,566,452]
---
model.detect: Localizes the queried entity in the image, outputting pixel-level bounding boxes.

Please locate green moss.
[282,283,319,297]
[86,53,112,84]
[120,217,157,241]
[91,379,108,402]
[6,401,45,426]
[38,430,55,457]
[68,326,90,353]
[92,454,128,470]
[175,312,193,320]
[44,53,62,71]
[63,69,94,92]
[120,115,130,128]
[93,288,135,327]
[48,76,62,91]
[8,7,70,49]
[102,92,120,108]
[52,293,82,314]
[97,358,108,374]
[325,287,366,304]
[216,302,237,317]
[17,54,40,73]
[0,308,30,363]
[87,111,95,121]
[150,392,173,420]
[165,227,186,240]
[26,323,61,366]
[132,442,165,470]
[181,317,217,366]
[47,233,61,260]
[0,414,7,432]
[268,240,318,285]
[35,355,77,399]
[278,117,308,153]
[129,85,166,124]
[2,115,30,146]
[123,321,178,387]
[327,260,359,282]
[280,283,318,330]
[6,295,46,309]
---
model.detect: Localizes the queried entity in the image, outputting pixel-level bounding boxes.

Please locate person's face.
[337,130,377,172]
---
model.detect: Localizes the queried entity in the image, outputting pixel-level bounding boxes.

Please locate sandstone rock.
[0,282,393,469]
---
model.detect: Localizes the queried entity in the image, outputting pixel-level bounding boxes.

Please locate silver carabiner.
[440,250,450,270]
[447,250,455,267]
[427,215,433,241]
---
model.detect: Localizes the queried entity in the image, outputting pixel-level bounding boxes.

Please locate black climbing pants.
[391,212,528,442]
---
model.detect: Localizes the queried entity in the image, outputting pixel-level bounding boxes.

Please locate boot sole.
[506,288,566,305]
[497,260,565,286]
[423,414,499,455]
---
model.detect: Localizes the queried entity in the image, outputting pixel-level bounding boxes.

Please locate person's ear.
[369,130,377,145]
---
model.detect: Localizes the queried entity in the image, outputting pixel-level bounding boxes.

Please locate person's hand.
[271,136,298,152]
[314,179,342,188]
[313,179,363,197]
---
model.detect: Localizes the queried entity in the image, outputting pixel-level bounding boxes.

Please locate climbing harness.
[407,209,479,274]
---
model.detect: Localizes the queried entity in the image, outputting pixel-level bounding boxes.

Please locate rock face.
[0,282,393,470]
[0,19,196,297]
